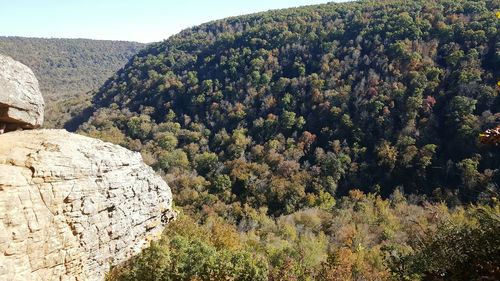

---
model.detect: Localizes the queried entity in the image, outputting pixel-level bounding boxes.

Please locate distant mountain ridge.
[0,36,144,127]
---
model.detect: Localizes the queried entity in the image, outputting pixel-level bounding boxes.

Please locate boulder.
[0,129,175,280]
[0,54,44,131]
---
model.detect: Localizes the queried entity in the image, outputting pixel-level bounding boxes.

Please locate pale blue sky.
[0,0,346,43]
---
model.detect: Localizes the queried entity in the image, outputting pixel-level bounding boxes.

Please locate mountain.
[73,0,500,279]
[0,36,144,127]
[78,0,499,210]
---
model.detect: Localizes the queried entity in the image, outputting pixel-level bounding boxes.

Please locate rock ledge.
[0,129,175,280]
[0,54,45,131]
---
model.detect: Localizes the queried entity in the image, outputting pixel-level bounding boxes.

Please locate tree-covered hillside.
[0,36,144,127]
[79,0,499,210]
[75,1,500,279]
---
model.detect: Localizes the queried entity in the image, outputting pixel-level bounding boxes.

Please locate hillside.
[0,36,144,127]
[78,0,499,208]
[73,0,500,279]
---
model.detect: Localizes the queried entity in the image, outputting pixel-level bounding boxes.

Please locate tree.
[158,149,189,171]
[194,151,219,176]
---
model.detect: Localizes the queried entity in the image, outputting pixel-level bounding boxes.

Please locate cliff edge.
[0,130,175,280]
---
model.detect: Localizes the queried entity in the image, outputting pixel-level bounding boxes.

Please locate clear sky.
[0,0,346,43]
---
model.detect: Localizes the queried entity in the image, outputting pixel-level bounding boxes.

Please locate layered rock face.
[0,54,44,131]
[0,130,175,280]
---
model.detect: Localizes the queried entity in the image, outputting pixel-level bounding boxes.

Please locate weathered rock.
[0,54,44,130]
[0,129,175,280]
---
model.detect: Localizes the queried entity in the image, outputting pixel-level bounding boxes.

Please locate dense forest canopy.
[79,0,499,212]
[0,36,144,127]
[69,0,500,279]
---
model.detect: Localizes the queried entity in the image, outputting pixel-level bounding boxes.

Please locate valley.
[0,0,499,280]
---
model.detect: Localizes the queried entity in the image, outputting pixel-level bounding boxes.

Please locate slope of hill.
[78,0,499,208]
[73,0,500,279]
[0,36,144,127]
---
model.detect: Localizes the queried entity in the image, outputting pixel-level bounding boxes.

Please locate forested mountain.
[0,36,144,127]
[72,0,499,279]
[79,0,499,208]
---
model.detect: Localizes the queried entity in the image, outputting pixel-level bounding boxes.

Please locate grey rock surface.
[0,54,44,130]
[0,129,175,280]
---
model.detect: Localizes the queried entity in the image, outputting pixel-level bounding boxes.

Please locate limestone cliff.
[0,129,175,280]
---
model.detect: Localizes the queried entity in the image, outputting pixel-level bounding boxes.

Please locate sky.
[0,0,346,43]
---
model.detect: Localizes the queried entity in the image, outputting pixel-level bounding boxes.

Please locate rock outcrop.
[0,129,175,280]
[0,54,44,131]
